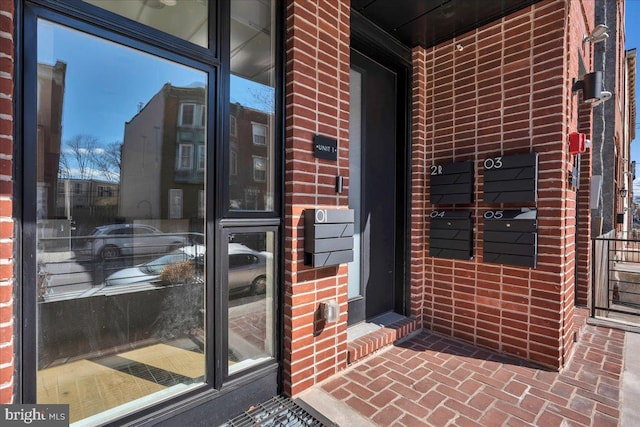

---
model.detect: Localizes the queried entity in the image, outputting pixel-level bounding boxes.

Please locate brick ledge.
[347,317,419,364]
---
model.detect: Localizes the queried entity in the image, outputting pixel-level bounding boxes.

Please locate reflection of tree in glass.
[92,141,122,182]
[59,134,122,182]
[248,86,274,113]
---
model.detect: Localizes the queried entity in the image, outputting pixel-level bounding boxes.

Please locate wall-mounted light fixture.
[321,300,340,323]
[590,90,612,107]
[620,187,628,198]
[572,71,604,105]
[584,24,609,44]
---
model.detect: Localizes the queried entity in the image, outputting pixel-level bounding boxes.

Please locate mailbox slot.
[483,152,538,203]
[483,210,537,267]
[429,211,473,260]
[304,209,354,268]
[430,160,474,204]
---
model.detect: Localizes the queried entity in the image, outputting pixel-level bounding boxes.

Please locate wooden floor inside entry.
[37,340,205,423]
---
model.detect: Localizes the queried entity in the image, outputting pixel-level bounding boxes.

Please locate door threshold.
[346,312,419,364]
[347,312,406,341]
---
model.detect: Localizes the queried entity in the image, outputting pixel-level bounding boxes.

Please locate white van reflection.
[104,243,268,294]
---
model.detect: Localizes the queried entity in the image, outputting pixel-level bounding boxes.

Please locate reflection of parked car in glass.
[105,245,204,286]
[104,243,268,294]
[76,224,189,260]
[228,243,269,295]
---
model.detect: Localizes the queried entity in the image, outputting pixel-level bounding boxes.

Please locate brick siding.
[410,47,428,323]
[567,0,596,360]
[283,0,351,396]
[413,0,593,370]
[0,0,13,404]
[282,0,599,394]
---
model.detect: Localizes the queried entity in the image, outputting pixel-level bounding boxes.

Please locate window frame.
[97,184,114,197]
[180,102,196,126]
[229,114,237,137]
[177,143,194,170]
[169,188,184,219]
[230,149,238,176]
[28,0,219,60]
[20,0,219,418]
[252,156,267,182]
[18,0,284,424]
[220,225,279,381]
[198,189,205,218]
[222,0,282,219]
[200,105,207,127]
[198,144,206,171]
[251,122,268,146]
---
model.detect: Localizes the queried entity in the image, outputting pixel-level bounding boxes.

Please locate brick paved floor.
[321,323,624,426]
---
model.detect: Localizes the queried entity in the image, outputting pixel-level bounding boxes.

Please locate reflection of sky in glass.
[37,19,207,144]
[37,19,274,146]
[230,74,274,114]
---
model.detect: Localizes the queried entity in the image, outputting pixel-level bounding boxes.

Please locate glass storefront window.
[227,231,275,374]
[83,0,209,48]
[36,19,207,424]
[229,0,275,211]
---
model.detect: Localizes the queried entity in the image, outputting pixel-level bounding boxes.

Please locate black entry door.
[348,50,398,324]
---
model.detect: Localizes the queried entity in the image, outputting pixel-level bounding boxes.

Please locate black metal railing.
[592,231,640,320]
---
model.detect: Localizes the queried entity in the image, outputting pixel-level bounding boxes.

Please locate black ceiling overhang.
[352,0,544,49]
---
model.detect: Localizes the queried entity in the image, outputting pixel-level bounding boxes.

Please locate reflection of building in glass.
[37,61,66,219]
[119,83,205,228]
[55,178,119,211]
[229,103,270,210]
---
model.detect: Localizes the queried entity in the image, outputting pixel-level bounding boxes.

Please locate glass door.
[347,67,364,324]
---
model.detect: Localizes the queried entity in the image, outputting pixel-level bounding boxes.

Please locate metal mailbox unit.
[428,160,474,261]
[429,160,474,204]
[304,209,354,268]
[483,209,538,268]
[429,211,473,260]
[483,152,538,203]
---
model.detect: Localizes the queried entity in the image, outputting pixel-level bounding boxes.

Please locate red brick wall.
[414,0,588,370]
[410,48,427,323]
[0,0,14,404]
[564,0,608,362]
[576,98,593,307]
[575,163,592,307]
[283,0,351,396]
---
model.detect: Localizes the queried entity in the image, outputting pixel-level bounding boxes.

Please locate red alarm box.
[569,132,586,155]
